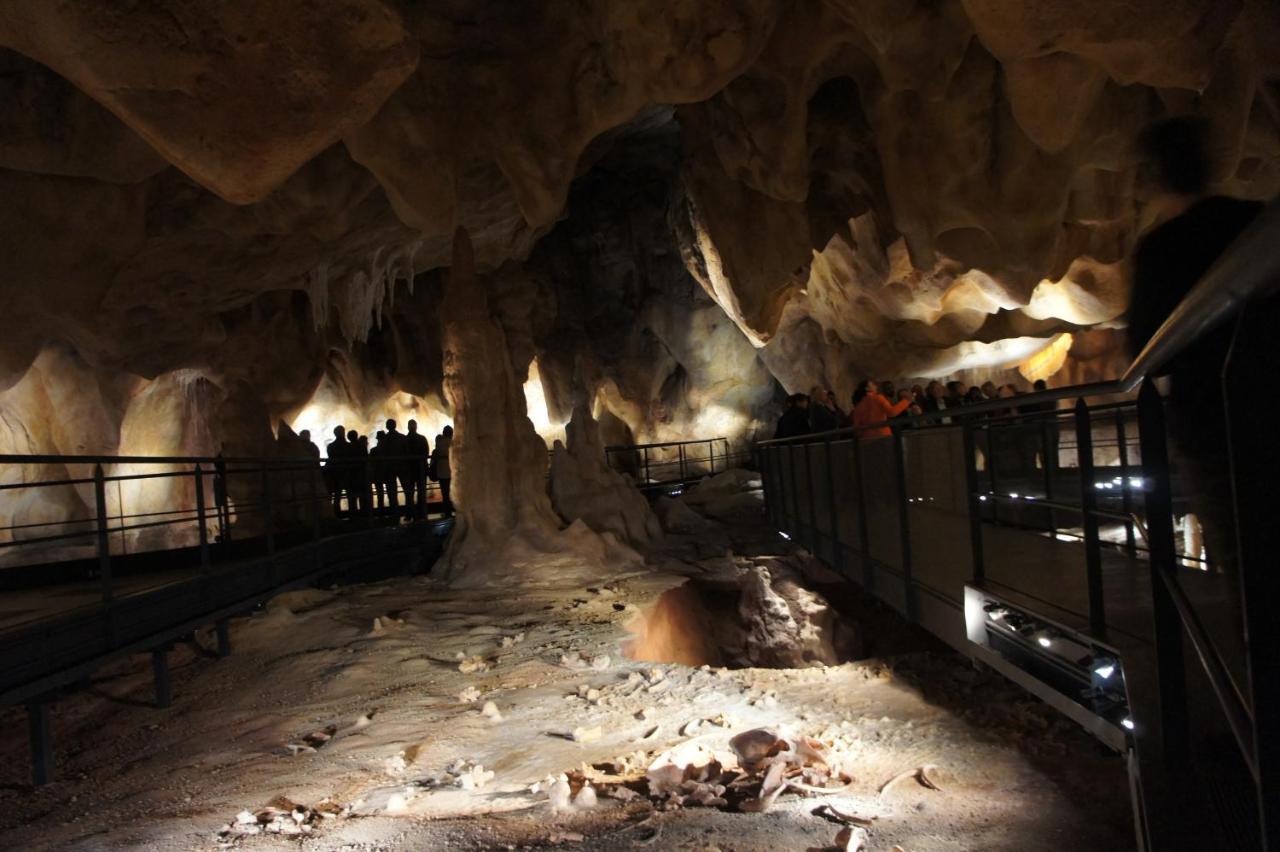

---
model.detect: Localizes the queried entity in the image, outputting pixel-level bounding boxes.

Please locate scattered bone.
[590,654,611,670]
[878,764,942,796]
[836,825,869,851]
[812,804,875,827]
[481,701,503,722]
[572,726,602,743]
[457,686,481,704]
[729,728,787,772]
[458,655,489,674]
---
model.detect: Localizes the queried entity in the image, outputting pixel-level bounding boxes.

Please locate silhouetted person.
[1129,115,1264,575]
[299,429,320,461]
[432,425,454,516]
[326,425,348,516]
[347,429,368,516]
[370,430,388,511]
[405,418,430,520]
[945,381,965,406]
[808,387,840,433]
[376,417,407,516]
[773,393,811,440]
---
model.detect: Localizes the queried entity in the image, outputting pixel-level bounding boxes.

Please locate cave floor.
[0,519,1133,851]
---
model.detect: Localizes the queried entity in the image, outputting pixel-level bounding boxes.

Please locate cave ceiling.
[1,0,1278,458]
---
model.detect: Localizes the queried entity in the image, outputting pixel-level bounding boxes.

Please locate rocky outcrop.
[549,404,662,550]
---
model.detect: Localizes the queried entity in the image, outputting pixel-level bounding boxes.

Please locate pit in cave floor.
[0,516,1132,852]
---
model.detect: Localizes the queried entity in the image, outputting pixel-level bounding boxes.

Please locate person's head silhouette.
[443,425,454,438]
[347,429,358,443]
[333,425,345,440]
[386,418,397,432]
[407,419,418,434]
[300,429,312,443]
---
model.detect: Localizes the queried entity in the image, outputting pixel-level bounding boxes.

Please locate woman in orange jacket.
[850,380,912,439]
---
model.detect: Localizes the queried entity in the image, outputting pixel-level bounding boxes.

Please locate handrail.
[1121,197,1280,390]
[759,196,1280,447]
[0,452,436,466]
[604,436,730,452]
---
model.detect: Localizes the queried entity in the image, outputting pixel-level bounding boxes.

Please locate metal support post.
[216,619,231,658]
[93,464,111,603]
[1075,399,1106,632]
[1224,305,1280,849]
[194,464,210,575]
[803,441,818,550]
[786,443,801,535]
[962,420,986,584]
[1042,414,1058,535]
[893,429,915,619]
[824,438,845,576]
[1136,379,1188,765]
[152,647,171,708]
[260,463,275,555]
[1115,408,1137,558]
[678,443,688,483]
[850,435,871,589]
[28,702,53,786]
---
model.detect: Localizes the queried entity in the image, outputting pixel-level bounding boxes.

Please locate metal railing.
[756,196,1280,850]
[604,437,748,491]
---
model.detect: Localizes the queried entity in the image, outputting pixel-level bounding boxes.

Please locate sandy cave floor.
[0,520,1134,851]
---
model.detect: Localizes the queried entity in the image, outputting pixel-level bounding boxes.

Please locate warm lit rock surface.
[1,0,1278,545]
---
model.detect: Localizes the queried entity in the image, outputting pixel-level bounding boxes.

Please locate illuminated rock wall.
[0,1,1276,558]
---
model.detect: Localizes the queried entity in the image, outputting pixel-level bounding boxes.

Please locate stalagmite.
[439,229,640,587]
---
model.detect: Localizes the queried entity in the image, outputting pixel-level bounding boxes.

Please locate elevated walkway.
[0,451,451,783]
[757,196,1280,852]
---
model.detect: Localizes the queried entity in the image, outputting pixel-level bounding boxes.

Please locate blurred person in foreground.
[1128,115,1264,575]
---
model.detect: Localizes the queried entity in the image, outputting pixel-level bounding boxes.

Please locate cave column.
[438,229,562,581]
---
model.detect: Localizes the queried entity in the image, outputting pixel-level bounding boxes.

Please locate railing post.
[850,434,871,589]
[308,460,321,542]
[1224,304,1280,848]
[1115,408,1137,558]
[708,440,716,476]
[1042,413,1057,536]
[893,428,915,620]
[93,464,112,609]
[1075,398,1106,632]
[194,464,210,575]
[786,443,801,535]
[27,702,52,786]
[678,443,688,483]
[642,447,650,487]
[987,422,1001,527]
[261,462,275,555]
[803,440,818,550]
[1137,379,1188,766]
[824,437,844,577]
[962,419,986,584]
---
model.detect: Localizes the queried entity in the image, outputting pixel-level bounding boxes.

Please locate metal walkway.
[0,451,451,784]
[756,197,1280,851]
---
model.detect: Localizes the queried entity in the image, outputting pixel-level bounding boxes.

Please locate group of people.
[299,420,454,520]
[774,378,1053,442]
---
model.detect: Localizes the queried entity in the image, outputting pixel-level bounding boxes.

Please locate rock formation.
[0,0,1276,566]
[549,404,663,551]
